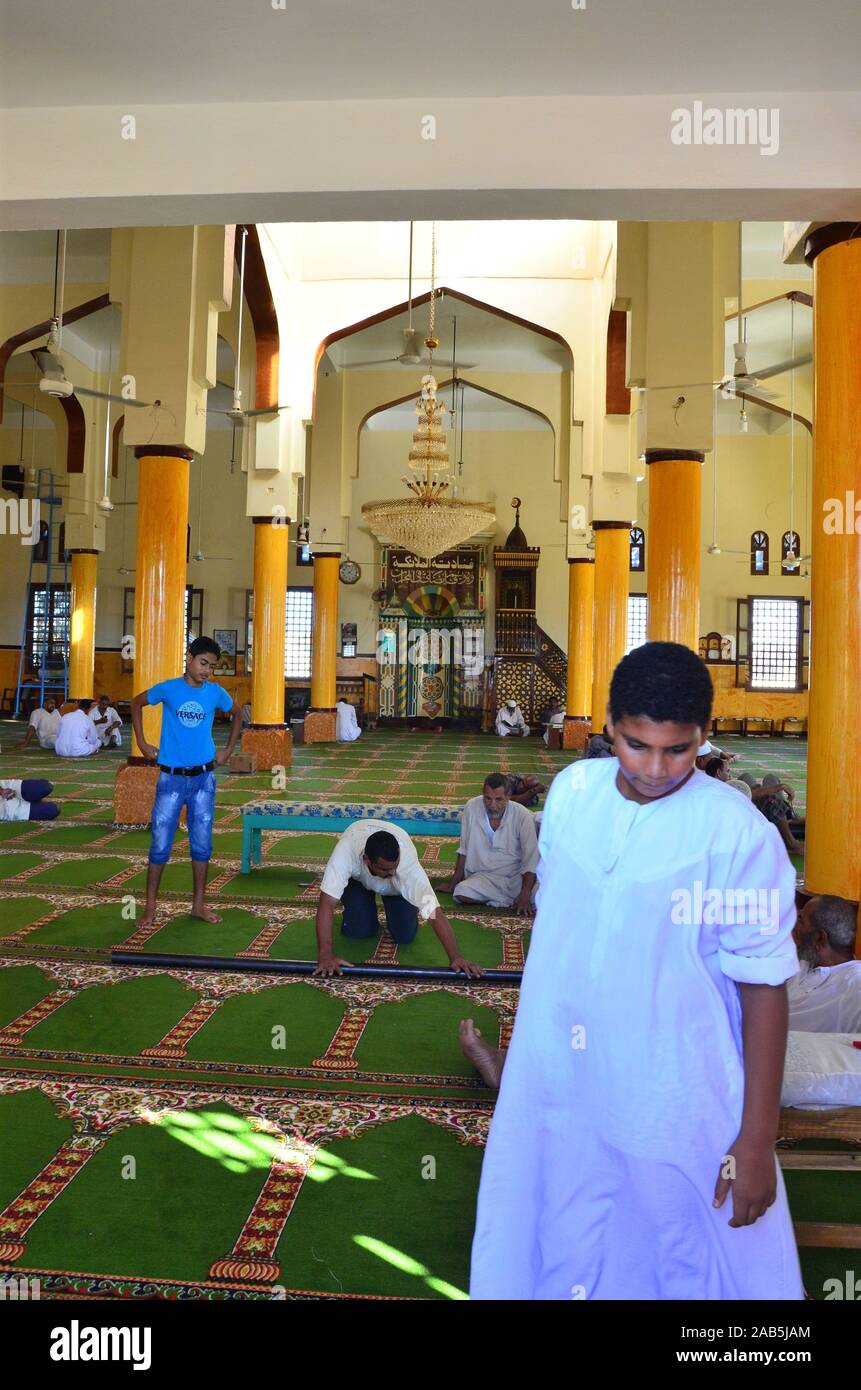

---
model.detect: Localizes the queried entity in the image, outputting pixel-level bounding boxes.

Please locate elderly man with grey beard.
[444,773,539,914]
[789,895,861,1033]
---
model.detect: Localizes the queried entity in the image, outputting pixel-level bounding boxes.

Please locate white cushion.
[782,1031,861,1108]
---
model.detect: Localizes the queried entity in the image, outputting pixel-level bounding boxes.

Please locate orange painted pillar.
[113,446,191,824]
[590,522,630,733]
[305,552,341,744]
[132,448,192,755]
[68,550,98,699]
[645,450,704,650]
[563,558,594,749]
[803,227,861,913]
[242,516,292,770]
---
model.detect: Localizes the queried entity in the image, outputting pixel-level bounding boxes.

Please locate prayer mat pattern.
[0,721,852,1301]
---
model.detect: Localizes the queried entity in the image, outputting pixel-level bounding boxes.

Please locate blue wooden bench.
[241,801,462,873]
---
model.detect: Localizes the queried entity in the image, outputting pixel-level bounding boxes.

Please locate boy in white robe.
[470,640,803,1301]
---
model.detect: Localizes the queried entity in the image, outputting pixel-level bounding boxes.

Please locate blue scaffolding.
[14,469,69,716]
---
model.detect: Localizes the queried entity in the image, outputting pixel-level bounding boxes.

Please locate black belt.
[158,760,215,777]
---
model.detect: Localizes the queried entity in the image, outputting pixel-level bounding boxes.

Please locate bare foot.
[190,905,222,924]
[459,1018,505,1089]
[136,911,157,931]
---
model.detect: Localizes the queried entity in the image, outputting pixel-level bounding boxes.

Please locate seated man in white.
[445,773,539,913]
[789,894,861,1033]
[335,698,361,743]
[89,693,123,748]
[55,700,101,758]
[495,698,530,738]
[23,696,61,750]
[543,701,565,747]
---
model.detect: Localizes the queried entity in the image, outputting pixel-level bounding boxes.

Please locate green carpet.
[0,719,853,1302]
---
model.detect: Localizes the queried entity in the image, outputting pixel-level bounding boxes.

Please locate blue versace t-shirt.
[146,677,233,767]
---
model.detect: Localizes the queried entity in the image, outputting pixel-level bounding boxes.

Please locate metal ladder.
[14,469,69,716]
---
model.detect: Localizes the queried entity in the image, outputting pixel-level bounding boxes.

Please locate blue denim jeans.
[149,770,216,865]
[340,878,419,944]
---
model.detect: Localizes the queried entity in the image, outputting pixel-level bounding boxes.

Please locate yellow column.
[563,558,594,749]
[645,451,703,650]
[305,552,341,743]
[132,448,192,756]
[590,523,630,733]
[803,228,861,907]
[68,551,98,699]
[241,517,292,771]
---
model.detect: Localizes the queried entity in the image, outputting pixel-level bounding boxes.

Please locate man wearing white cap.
[495,698,530,738]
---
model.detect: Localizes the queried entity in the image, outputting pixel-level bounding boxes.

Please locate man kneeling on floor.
[444,773,538,914]
[313,824,483,978]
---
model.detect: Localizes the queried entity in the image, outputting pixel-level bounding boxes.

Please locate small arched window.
[629,526,645,572]
[781,530,801,574]
[750,530,769,577]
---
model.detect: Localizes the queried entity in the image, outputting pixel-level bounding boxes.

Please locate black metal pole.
[111,950,521,985]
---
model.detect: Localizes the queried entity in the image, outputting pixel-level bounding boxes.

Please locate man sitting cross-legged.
[89,693,123,748]
[22,695,61,750]
[313,824,482,978]
[444,773,538,914]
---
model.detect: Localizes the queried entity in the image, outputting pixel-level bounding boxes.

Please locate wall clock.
[339,559,361,585]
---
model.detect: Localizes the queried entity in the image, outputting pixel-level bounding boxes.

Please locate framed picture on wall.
[213,628,237,676]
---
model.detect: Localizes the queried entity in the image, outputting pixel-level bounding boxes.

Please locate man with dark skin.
[468,644,800,1278]
[313,824,482,979]
[444,775,537,916]
[130,636,243,929]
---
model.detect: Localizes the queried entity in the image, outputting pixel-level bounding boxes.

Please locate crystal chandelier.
[362,225,495,562]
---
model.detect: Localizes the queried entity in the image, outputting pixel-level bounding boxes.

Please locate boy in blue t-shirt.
[130,636,243,928]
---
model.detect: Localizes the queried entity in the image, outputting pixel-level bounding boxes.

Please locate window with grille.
[121,586,203,672]
[27,583,70,674]
[246,587,313,678]
[626,594,648,654]
[184,587,203,653]
[748,597,803,690]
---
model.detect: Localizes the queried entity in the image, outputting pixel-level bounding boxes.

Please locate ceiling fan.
[13,233,153,411]
[340,224,477,371]
[207,226,291,427]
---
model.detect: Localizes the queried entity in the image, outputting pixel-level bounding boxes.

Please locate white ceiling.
[3,0,859,107]
[323,293,571,374]
[268,221,597,282]
[365,384,552,432]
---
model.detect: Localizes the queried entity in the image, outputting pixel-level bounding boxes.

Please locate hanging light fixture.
[362,225,495,561]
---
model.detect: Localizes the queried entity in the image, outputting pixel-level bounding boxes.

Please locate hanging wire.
[52,231,60,321]
[788,299,796,554]
[711,386,719,548]
[426,222,438,360]
[407,221,414,330]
